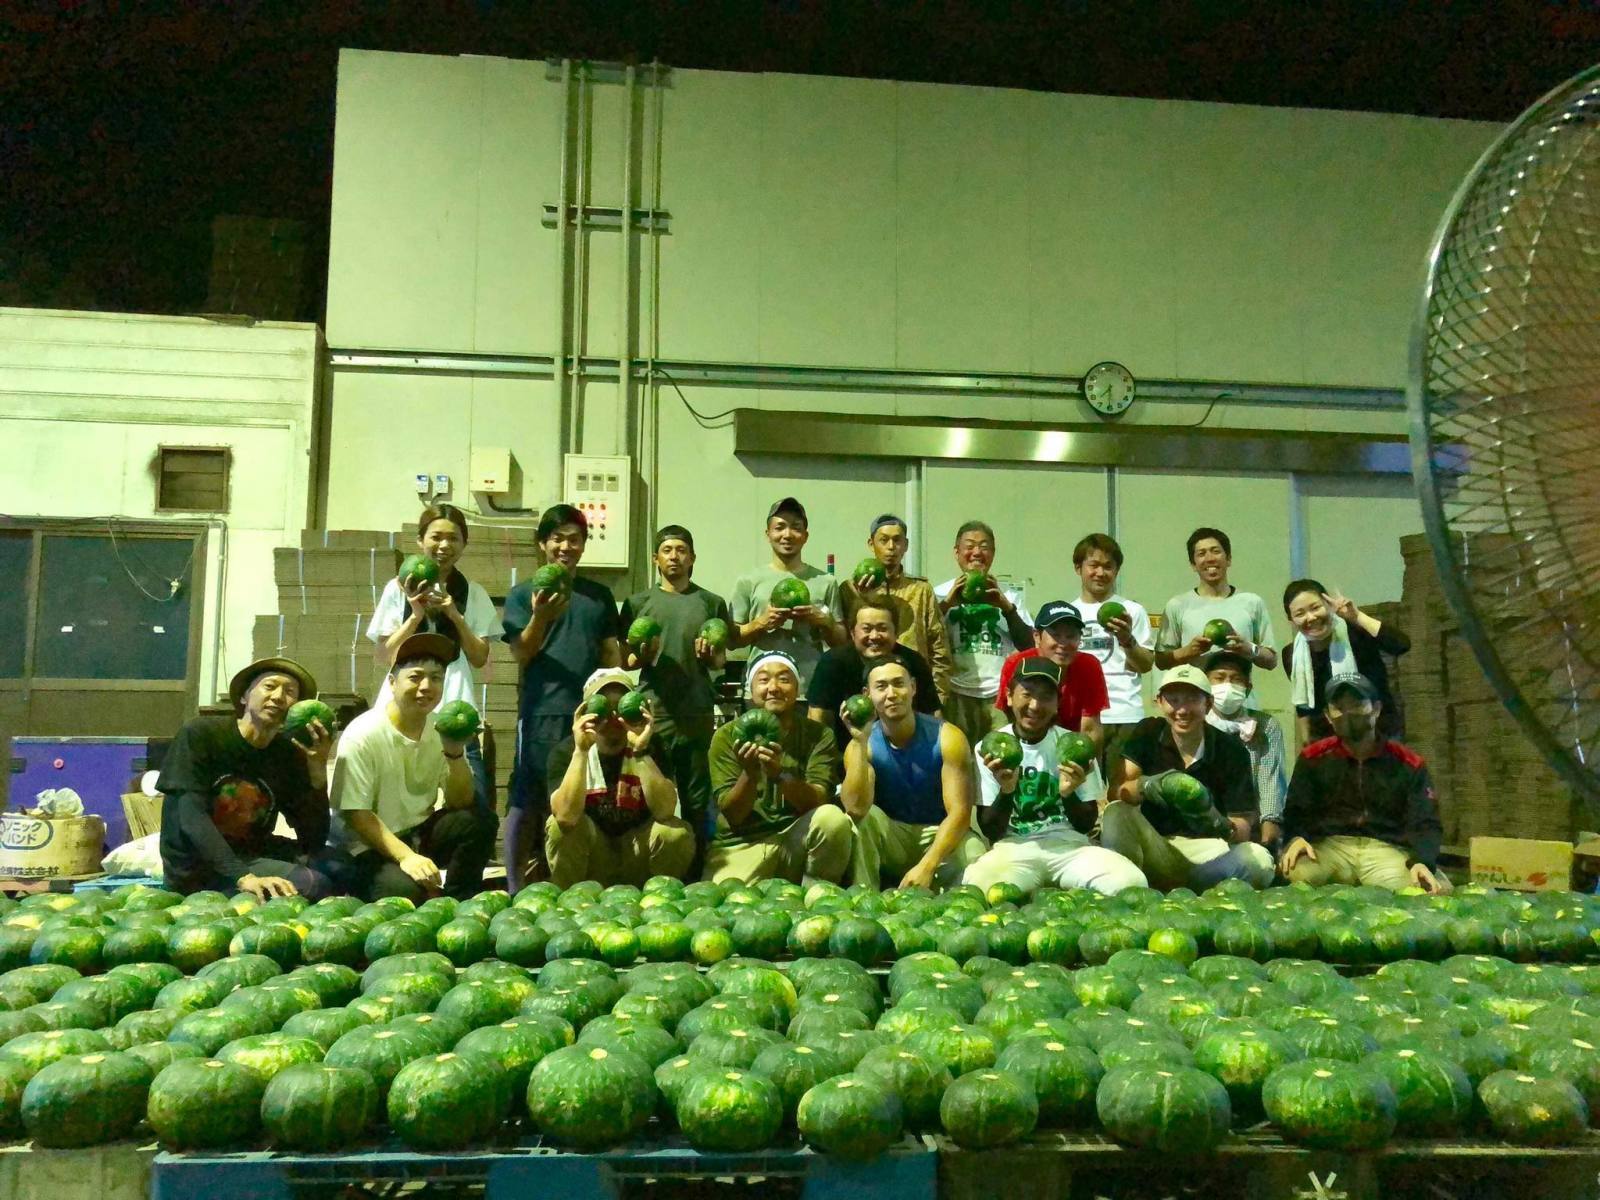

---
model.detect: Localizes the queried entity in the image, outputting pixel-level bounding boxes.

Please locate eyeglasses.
[1329,701,1375,716]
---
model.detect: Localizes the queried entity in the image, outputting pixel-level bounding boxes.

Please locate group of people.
[156,497,1444,906]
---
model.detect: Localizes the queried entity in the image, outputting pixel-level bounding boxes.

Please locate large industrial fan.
[1411,65,1600,813]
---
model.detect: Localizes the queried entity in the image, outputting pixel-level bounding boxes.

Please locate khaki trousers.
[701,805,855,886]
[943,692,1000,749]
[851,807,986,892]
[1099,800,1274,891]
[545,814,696,888]
[1285,835,1413,890]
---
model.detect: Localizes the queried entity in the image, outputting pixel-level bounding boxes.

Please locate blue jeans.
[464,736,493,815]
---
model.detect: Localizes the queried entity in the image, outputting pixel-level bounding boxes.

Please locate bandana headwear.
[743,651,800,698]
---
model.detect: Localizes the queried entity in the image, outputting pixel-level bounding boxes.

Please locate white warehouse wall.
[316,51,1493,735]
[0,308,322,705]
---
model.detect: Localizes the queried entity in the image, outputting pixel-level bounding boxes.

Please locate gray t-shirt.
[619,585,731,740]
[1155,588,1275,653]
[728,563,843,699]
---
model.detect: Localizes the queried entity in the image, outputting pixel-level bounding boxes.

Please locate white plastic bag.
[101,832,164,878]
[33,788,85,817]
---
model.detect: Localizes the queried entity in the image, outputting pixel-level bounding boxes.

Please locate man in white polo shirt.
[328,632,498,901]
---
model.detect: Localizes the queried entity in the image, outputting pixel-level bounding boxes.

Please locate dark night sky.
[2,2,1597,322]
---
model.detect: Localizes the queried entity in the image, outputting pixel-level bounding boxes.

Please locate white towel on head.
[1290,615,1356,710]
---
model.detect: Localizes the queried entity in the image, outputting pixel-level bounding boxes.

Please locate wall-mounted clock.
[1082,361,1136,418]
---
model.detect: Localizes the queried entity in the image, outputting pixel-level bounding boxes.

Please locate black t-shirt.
[1281,622,1410,739]
[807,643,941,746]
[156,716,327,891]
[546,737,671,838]
[1120,716,1258,837]
[502,575,622,717]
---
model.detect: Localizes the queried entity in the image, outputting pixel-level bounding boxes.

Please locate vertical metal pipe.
[551,59,573,484]
[1288,471,1307,577]
[569,63,591,450]
[618,63,637,461]
[646,61,665,556]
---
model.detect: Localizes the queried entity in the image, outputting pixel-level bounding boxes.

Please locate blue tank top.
[868,713,947,825]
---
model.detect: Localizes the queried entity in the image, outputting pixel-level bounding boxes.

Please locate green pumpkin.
[852,558,888,590]
[19,1051,150,1148]
[675,1066,784,1152]
[769,577,812,610]
[283,699,338,747]
[215,1032,324,1085]
[1363,1047,1472,1137]
[841,693,876,730]
[797,1074,904,1159]
[1192,1026,1301,1122]
[280,1007,371,1051]
[397,553,440,589]
[323,1025,434,1103]
[1095,1064,1232,1153]
[146,1057,265,1150]
[698,618,730,648]
[994,1037,1102,1127]
[261,1062,377,1150]
[940,1067,1039,1149]
[1477,1070,1589,1145]
[978,730,1024,771]
[388,1050,512,1149]
[525,1043,658,1150]
[626,616,663,646]
[1262,1058,1398,1150]
[531,562,571,597]
[435,917,493,967]
[434,699,483,741]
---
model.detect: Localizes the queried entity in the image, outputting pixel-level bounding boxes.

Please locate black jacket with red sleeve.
[1280,737,1443,869]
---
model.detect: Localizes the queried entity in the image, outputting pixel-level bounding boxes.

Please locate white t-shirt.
[367,577,500,711]
[329,706,450,851]
[1075,595,1153,725]
[934,577,1031,699]
[976,724,1106,840]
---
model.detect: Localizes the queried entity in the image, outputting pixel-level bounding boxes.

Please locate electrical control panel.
[561,454,631,568]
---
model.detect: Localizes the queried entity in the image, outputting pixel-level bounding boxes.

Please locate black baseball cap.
[1033,600,1085,631]
[1016,656,1062,687]
[766,497,807,523]
[1325,674,1380,705]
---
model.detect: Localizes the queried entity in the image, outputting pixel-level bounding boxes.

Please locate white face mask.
[1211,682,1248,716]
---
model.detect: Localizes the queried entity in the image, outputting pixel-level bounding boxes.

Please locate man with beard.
[841,656,984,891]
[621,525,736,873]
[729,498,846,702]
[703,652,851,885]
[807,602,940,747]
[502,504,623,889]
[933,520,1034,747]
[157,657,334,899]
[1279,675,1447,893]
[1101,665,1275,890]
[964,657,1146,896]
[841,514,953,701]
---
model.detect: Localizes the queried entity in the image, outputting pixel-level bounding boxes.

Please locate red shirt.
[994,649,1109,730]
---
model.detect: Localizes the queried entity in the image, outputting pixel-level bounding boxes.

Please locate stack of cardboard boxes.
[254,532,399,699]
[1394,533,1576,850]
[401,522,546,810]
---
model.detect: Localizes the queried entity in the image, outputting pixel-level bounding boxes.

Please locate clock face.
[1083,361,1136,417]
